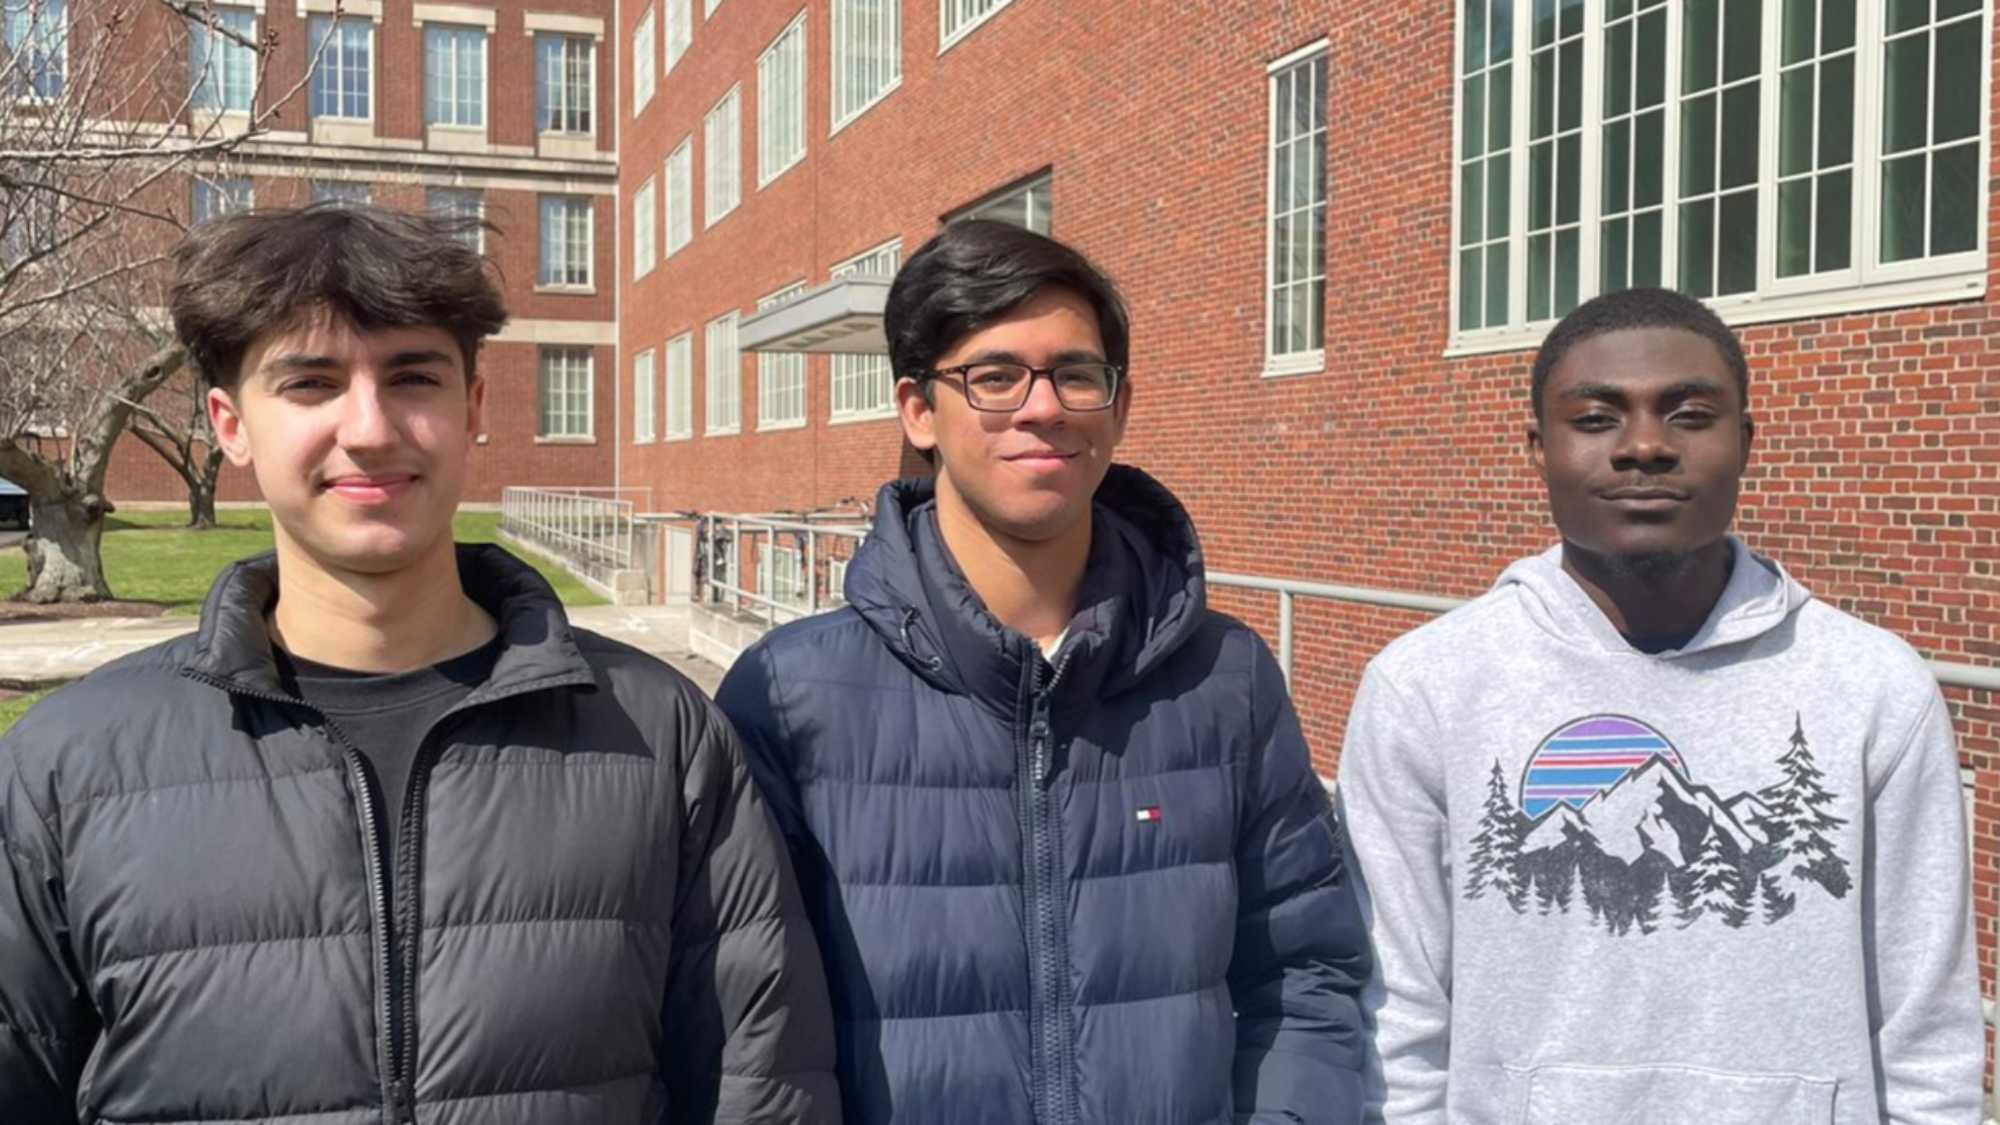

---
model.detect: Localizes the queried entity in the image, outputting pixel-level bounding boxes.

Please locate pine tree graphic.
[1632,866,1664,935]
[1671,870,1703,929]
[1761,713,1852,899]
[1549,851,1576,915]
[1465,760,1527,911]
[1688,818,1740,918]
[1721,861,1758,929]
[1760,874,1797,925]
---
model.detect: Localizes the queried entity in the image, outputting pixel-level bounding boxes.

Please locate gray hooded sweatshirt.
[1337,539,1983,1125]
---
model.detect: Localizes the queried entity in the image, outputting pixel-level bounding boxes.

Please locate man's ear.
[208,386,254,468]
[896,377,937,453]
[467,374,488,436]
[1739,411,1756,472]
[1526,416,1549,482]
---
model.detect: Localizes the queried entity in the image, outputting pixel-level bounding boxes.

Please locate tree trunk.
[187,445,225,530]
[20,493,111,603]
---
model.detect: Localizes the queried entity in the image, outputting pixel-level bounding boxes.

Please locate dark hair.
[885,220,1130,388]
[169,203,508,391]
[1530,287,1749,417]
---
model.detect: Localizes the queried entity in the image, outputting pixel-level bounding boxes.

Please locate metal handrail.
[499,487,637,573]
[701,512,870,626]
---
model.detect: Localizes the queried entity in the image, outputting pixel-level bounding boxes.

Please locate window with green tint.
[1525,0,1586,321]
[1459,0,1515,331]
[1775,0,1856,277]
[1599,0,1666,293]
[1677,0,1759,297]
[1881,0,1981,261]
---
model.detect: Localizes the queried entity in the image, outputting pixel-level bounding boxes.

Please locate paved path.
[0,603,725,696]
[0,531,23,550]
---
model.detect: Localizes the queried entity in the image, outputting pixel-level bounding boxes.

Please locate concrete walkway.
[0,603,726,696]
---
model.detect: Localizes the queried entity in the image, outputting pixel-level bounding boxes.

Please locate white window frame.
[311,179,372,205]
[536,31,596,135]
[426,186,484,250]
[193,175,253,224]
[633,176,658,279]
[758,12,808,187]
[830,238,901,423]
[827,557,849,605]
[666,137,694,254]
[538,193,594,290]
[632,4,656,113]
[537,346,594,440]
[422,22,486,128]
[665,0,691,72]
[831,0,901,133]
[704,0,721,18]
[757,282,808,430]
[1447,0,1992,356]
[765,543,807,606]
[5,0,68,100]
[665,332,694,439]
[704,85,742,226]
[1264,41,1329,378]
[705,310,741,435]
[190,6,257,113]
[633,347,657,443]
[308,14,375,120]
[938,0,1012,53]
[949,172,1051,233]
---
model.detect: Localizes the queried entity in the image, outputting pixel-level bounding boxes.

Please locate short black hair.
[885,220,1130,385]
[1530,287,1748,417]
[169,202,508,391]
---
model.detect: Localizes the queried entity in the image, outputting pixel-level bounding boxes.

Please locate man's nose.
[1009,369,1067,425]
[1611,414,1678,472]
[336,379,397,449]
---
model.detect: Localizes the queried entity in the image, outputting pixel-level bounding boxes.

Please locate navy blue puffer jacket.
[716,466,1368,1124]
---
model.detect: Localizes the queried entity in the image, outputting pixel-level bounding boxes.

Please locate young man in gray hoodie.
[1338,287,1984,1124]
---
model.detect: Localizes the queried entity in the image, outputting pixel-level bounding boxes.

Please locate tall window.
[633,348,657,443]
[951,173,1050,233]
[766,545,806,605]
[831,241,899,420]
[704,0,722,17]
[633,5,656,112]
[538,347,593,438]
[1267,46,1328,371]
[705,312,741,435]
[666,138,694,254]
[311,180,371,205]
[634,177,658,278]
[192,176,252,224]
[832,0,900,129]
[758,284,807,429]
[759,14,807,186]
[665,333,693,439]
[536,33,594,133]
[424,24,485,127]
[189,7,255,111]
[4,0,66,99]
[308,16,371,119]
[1454,0,1988,343]
[538,194,592,287]
[427,187,483,249]
[940,0,1012,49]
[665,0,691,72]
[704,86,741,225]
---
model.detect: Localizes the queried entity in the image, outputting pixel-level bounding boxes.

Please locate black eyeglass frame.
[921,361,1125,414]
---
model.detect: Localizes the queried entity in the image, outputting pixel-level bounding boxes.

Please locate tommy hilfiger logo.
[1135,806,1163,824]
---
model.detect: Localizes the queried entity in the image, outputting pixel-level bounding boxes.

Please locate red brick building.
[615,0,1999,1086]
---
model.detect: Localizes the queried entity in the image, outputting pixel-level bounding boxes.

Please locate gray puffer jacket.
[0,545,840,1124]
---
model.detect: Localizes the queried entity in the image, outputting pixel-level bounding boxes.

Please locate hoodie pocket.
[1507,1063,1837,1125]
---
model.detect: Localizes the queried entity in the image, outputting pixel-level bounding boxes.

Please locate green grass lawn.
[0,508,606,614]
[0,687,55,733]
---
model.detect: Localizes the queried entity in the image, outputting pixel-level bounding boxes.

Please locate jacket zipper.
[1024,646,1080,1125]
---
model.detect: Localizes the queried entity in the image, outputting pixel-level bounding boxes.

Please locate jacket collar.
[181,543,598,703]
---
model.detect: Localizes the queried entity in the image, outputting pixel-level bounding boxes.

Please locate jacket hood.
[1494,537,1812,658]
[182,543,598,700]
[844,463,1208,708]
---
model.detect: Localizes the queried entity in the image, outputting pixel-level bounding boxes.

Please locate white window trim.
[1262,40,1329,379]
[422,23,488,130]
[1445,0,1991,357]
[538,194,595,292]
[412,4,496,28]
[704,0,722,19]
[536,347,595,441]
[633,347,657,443]
[633,176,657,279]
[705,311,742,436]
[758,11,808,189]
[665,0,692,74]
[665,332,695,440]
[766,543,807,605]
[665,138,694,255]
[704,85,742,227]
[828,237,902,423]
[757,281,809,431]
[426,186,485,251]
[307,14,378,122]
[938,0,1012,54]
[535,31,598,137]
[633,4,656,113]
[830,0,901,136]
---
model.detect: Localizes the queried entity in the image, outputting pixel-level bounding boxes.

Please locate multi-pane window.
[952,174,1050,234]
[536,33,594,133]
[538,194,592,287]
[311,180,372,205]
[758,15,807,186]
[633,5,656,112]
[832,0,900,129]
[634,177,657,278]
[1267,47,1328,367]
[767,545,806,605]
[705,311,741,435]
[940,0,1012,48]
[4,0,66,99]
[666,139,694,253]
[308,16,372,119]
[538,347,593,438]
[428,186,483,250]
[665,332,693,439]
[1454,0,1989,341]
[758,284,807,429]
[424,24,485,127]
[666,0,691,72]
[189,7,255,112]
[704,86,741,225]
[192,176,252,224]
[633,348,657,443]
[831,241,899,420]
[828,558,849,605]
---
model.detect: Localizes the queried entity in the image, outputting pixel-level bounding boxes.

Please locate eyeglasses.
[926,361,1123,413]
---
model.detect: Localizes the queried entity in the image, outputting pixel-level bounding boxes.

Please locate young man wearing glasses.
[717,220,1370,1124]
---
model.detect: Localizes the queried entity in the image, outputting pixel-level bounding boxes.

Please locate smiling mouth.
[322,474,420,498]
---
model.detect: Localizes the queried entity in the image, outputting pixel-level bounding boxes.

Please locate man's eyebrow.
[1558,381,1630,403]
[261,354,342,374]
[385,349,456,369]
[1558,377,1729,403]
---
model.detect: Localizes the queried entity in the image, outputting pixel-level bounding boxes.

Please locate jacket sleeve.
[1334,662,1452,1125]
[1864,688,1985,1125]
[1229,637,1371,1125]
[0,723,95,1123]
[715,642,812,864]
[659,695,842,1125]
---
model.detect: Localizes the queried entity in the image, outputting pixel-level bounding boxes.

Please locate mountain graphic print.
[1462,712,1851,935]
